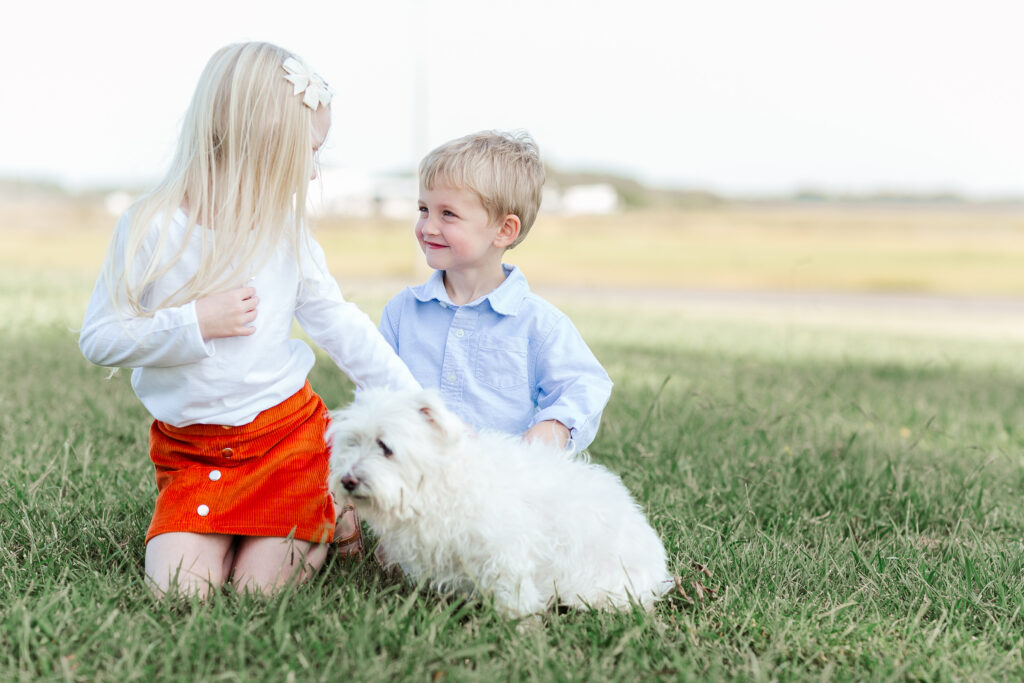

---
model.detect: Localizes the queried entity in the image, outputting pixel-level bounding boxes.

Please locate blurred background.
[3,0,1024,338]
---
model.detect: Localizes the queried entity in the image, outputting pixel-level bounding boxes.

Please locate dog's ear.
[324,410,348,448]
[416,389,464,441]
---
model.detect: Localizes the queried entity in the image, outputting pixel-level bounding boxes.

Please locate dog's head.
[326,388,466,520]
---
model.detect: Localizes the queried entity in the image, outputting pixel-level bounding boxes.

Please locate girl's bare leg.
[230,536,328,595]
[145,532,236,598]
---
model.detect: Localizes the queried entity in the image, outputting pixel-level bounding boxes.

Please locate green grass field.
[4,203,1024,680]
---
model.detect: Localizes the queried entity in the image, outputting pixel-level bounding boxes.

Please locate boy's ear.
[493,214,521,248]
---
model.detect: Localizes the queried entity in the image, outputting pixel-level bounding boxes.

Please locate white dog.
[326,389,672,618]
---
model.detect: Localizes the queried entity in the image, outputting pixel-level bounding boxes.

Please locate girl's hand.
[524,420,570,449]
[196,287,259,340]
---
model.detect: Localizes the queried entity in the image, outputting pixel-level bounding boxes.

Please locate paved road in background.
[534,285,1024,340]
[341,278,1024,339]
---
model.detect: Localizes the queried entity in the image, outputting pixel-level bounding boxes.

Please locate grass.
[7,199,1024,295]
[4,203,1024,680]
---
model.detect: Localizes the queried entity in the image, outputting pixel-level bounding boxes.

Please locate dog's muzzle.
[340,473,360,492]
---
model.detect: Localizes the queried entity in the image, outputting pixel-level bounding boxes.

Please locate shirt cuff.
[530,412,581,452]
[184,300,217,359]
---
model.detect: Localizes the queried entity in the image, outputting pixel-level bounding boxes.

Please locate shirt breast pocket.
[475,335,529,390]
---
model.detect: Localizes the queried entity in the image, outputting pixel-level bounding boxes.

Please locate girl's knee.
[231,537,328,594]
[145,570,225,600]
[144,532,234,599]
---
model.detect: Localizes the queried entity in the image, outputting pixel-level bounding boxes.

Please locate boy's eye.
[442,210,455,217]
[418,206,427,214]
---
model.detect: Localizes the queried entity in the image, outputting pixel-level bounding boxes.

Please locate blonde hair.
[109,41,324,315]
[419,130,545,248]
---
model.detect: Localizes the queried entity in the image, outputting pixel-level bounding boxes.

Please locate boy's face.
[415,183,510,276]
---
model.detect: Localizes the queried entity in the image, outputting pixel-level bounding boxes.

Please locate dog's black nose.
[341,474,359,492]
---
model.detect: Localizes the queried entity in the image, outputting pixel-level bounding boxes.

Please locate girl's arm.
[294,235,420,392]
[78,212,205,368]
[78,276,215,369]
[78,214,233,369]
[81,277,262,369]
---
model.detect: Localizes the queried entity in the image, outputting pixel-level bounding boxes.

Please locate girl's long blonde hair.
[108,42,321,315]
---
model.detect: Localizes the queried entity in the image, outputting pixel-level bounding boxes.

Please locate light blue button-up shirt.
[379,265,613,452]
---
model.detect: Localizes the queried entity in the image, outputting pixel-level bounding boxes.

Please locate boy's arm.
[530,315,613,452]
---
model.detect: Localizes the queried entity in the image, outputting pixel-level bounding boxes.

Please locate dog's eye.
[377,439,393,458]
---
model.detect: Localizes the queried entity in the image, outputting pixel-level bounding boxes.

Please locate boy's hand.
[196,287,259,340]
[524,420,570,449]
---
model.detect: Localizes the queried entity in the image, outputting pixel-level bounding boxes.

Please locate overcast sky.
[3,0,1022,197]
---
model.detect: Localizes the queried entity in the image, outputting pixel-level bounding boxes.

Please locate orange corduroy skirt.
[146,381,335,544]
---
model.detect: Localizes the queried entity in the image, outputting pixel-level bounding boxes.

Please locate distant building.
[311,168,417,219]
[310,168,621,218]
[547,183,620,215]
[104,191,135,216]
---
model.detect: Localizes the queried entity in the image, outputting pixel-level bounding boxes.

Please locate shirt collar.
[411,265,529,316]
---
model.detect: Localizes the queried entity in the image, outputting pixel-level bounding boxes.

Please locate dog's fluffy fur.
[326,389,671,618]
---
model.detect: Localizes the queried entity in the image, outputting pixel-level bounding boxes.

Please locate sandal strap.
[336,504,364,550]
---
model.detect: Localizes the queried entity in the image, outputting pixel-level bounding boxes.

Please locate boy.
[379,130,612,452]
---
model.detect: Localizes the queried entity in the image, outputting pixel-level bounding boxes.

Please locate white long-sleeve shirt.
[80,209,419,427]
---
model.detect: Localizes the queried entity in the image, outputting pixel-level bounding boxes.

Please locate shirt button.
[197,504,210,517]
[439,302,448,309]
[446,372,457,383]
[222,447,234,458]
[209,470,222,482]
[221,425,232,430]
[455,329,465,338]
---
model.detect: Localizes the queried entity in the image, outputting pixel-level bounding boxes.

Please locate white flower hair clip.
[282,57,333,110]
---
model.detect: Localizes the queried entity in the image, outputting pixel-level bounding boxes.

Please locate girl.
[79,42,418,597]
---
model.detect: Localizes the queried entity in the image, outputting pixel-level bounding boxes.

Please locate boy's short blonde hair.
[419,130,545,248]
